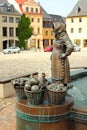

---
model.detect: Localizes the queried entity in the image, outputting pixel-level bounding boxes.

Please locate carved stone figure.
[51,22,74,86]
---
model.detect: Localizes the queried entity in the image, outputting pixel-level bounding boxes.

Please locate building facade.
[66,0,87,48]
[0,0,21,51]
[17,0,43,50]
[16,0,65,50]
[0,0,65,51]
[42,22,54,48]
[39,7,65,48]
[40,6,54,48]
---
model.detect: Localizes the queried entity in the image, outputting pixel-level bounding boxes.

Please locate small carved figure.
[39,73,50,90]
[51,22,74,86]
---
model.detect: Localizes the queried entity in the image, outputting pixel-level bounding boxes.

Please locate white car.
[2,47,21,54]
[73,43,81,52]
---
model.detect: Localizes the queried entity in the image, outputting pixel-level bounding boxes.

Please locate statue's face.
[53,22,66,34]
[55,32,60,39]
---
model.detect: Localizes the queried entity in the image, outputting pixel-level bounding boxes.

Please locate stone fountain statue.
[51,22,74,87]
[12,22,75,130]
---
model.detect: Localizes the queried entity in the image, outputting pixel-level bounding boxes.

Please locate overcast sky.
[8,0,78,16]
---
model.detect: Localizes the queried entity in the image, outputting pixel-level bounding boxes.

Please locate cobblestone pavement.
[0,50,87,130]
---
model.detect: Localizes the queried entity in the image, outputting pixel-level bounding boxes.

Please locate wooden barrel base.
[16,95,73,130]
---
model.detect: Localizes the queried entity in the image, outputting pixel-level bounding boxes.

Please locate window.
[9,27,14,36]
[15,18,20,23]
[32,27,34,33]
[2,16,7,22]
[9,40,14,47]
[79,18,82,22]
[51,31,53,35]
[26,7,29,12]
[9,17,14,23]
[37,18,40,23]
[71,28,74,33]
[31,18,34,22]
[16,28,18,36]
[79,28,82,33]
[46,31,48,35]
[75,6,81,13]
[36,8,38,13]
[7,5,14,12]
[38,28,40,34]
[71,18,74,23]
[31,8,33,12]
[3,27,7,36]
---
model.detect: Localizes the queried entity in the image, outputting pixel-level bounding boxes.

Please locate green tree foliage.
[18,14,33,49]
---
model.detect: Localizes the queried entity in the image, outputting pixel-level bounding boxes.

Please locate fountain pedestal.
[16,95,73,130]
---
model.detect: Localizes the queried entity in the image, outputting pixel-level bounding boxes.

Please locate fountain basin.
[47,69,87,130]
[71,106,87,130]
[15,69,87,130]
[70,69,87,130]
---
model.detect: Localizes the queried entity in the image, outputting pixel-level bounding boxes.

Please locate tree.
[18,14,33,49]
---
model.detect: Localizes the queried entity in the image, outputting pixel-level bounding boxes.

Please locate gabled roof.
[67,0,87,17]
[0,0,8,4]
[0,0,21,15]
[49,14,65,23]
[40,5,65,23]
[40,6,51,20]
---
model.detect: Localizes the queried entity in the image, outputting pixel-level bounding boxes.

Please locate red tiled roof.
[15,0,28,4]
[15,0,42,15]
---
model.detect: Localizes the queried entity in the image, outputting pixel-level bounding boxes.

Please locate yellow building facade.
[43,27,54,48]
[17,0,65,50]
[19,0,43,50]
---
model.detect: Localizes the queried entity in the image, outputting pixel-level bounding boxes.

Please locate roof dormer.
[75,6,81,13]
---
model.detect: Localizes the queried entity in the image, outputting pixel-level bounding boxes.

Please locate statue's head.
[52,22,66,33]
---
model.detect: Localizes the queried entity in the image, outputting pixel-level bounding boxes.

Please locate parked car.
[73,43,81,52]
[2,46,21,54]
[44,46,53,52]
